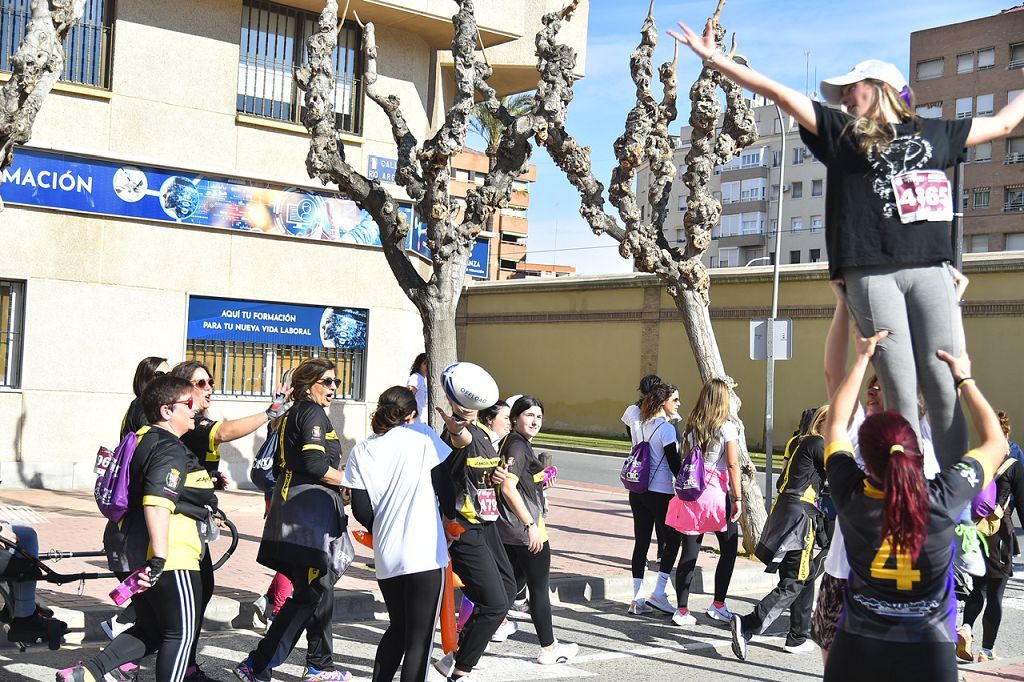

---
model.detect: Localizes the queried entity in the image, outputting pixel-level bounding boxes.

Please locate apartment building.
[0,0,588,486]
[638,97,827,268]
[910,5,1024,253]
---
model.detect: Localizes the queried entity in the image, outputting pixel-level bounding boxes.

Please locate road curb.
[50,557,776,643]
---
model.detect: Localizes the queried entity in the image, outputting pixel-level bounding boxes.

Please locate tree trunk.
[420,255,468,432]
[672,288,767,555]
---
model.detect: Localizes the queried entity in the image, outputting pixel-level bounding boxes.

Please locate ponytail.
[881,445,929,562]
[858,411,930,562]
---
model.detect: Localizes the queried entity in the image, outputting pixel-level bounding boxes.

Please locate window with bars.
[185,339,365,401]
[0,0,113,88]
[237,0,362,134]
[0,279,25,388]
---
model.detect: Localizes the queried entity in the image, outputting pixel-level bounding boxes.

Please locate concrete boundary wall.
[457,254,1024,445]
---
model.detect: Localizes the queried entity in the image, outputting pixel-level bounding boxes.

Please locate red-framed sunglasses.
[170,397,194,410]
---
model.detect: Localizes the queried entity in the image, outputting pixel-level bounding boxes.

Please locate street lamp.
[735,55,786,510]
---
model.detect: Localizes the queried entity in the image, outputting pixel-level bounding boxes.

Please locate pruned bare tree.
[0,0,86,179]
[300,0,766,546]
[525,0,767,548]
[297,0,536,428]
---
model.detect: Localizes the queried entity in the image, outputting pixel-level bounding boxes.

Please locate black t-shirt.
[826,440,990,643]
[281,400,341,485]
[180,415,221,474]
[120,398,147,440]
[496,431,547,545]
[799,101,971,279]
[121,427,201,571]
[776,435,826,504]
[442,423,501,526]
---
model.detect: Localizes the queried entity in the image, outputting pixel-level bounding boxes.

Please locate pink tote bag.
[665,467,728,535]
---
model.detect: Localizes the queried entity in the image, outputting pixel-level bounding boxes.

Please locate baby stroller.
[0,511,238,651]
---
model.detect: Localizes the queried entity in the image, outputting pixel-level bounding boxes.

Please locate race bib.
[477,487,499,522]
[891,170,953,224]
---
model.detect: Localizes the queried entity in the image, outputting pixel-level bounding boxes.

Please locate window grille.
[0,0,113,88]
[237,0,362,134]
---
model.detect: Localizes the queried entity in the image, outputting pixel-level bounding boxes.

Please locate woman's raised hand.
[667,19,717,61]
[853,329,889,358]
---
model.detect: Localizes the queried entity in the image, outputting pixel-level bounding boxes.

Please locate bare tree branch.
[0,0,86,174]
[297,0,426,299]
[358,19,425,202]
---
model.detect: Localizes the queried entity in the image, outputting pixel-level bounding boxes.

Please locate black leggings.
[675,513,738,608]
[187,550,214,668]
[86,569,201,682]
[448,523,516,671]
[505,543,554,646]
[250,565,339,674]
[825,630,956,682]
[628,491,680,578]
[963,575,1008,650]
[374,568,444,682]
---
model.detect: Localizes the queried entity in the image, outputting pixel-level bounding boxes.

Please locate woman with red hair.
[815,330,1007,681]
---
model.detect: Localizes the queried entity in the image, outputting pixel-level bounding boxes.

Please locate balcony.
[1005,153,1024,165]
[1004,201,1024,213]
[714,233,767,248]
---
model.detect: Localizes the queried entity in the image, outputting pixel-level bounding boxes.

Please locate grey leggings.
[843,263,966,468]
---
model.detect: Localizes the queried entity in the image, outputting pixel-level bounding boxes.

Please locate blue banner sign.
[1,147,490,278]
[407,215,490,279]
[187,297,368,349]
[367,155,397,184]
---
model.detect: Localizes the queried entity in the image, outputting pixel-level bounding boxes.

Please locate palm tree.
[470,93,534,157]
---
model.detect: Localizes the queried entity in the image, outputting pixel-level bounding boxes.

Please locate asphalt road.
[14,582,1024,681]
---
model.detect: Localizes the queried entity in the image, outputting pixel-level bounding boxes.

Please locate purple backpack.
[94,426,151,522]
[971,478,998,519]
[674,436,707,501]
[620,426,654,493]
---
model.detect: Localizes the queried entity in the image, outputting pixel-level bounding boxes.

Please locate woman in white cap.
[670,20,1024,472]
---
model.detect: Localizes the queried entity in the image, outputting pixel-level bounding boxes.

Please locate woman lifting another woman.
[820,327,1006,681]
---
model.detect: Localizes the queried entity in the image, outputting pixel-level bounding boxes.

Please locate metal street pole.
[764,103,786,511]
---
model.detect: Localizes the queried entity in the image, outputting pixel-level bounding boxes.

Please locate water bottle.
[109,568,146,606]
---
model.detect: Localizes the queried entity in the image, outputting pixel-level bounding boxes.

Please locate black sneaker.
[8,613,67,648]
[731,615,748,660]
[184,665,223,682]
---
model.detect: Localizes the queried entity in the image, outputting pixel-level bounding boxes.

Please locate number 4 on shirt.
[870,538,921,591]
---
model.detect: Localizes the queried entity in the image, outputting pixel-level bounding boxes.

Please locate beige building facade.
[0,0,589,488]
[457,254,1024,446]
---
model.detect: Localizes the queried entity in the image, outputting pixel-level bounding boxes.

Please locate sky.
[488,0,1018,275]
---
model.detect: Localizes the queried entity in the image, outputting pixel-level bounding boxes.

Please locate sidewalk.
[0,482,777,643]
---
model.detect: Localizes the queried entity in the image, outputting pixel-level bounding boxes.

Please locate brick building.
[910,5,1024,253]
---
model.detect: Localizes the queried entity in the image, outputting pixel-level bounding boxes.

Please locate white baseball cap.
[820,59,908,105]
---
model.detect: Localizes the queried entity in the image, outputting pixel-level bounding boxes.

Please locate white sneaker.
[507,599,532,621]
[100,616,132,641]
[433,652,455,678]
[537,641,579,665]
[627,598,653,615]
[783,640,816,654]
[253,595,270,625]
[490,618,518,642]
[706,603,734,622]
[671,608,696,626]
[645,593,674,614]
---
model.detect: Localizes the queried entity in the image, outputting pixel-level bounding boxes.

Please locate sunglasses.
[191,378,215,389]
[170,397,194,410]
[318,378,342,388]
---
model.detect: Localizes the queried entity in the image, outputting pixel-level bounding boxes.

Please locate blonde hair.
[680,378,732,453]
[841,79,918,156]
[803,405,829,441]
